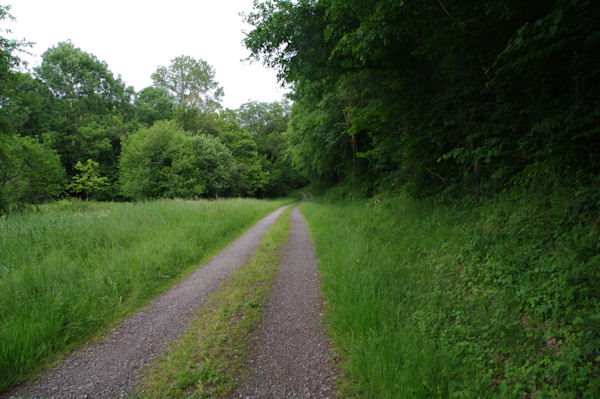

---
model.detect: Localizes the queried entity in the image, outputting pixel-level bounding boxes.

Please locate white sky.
[3,0,287,109]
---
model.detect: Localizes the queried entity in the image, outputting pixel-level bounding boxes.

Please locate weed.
[0,198,291,391]
[302,190,599,398]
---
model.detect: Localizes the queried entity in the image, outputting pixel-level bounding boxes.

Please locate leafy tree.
[67,158,108,200]
[134,86,175,126]
[0,6,66,211]
[0,5,27,92]
[245,0,599,198]
[34,41,136,189]
[216,111,269,196]
[181,134,235,198]
[119,120,234,199]
[235,101,305,195]
[0,72,59,137]
[0,134,65,211]
[236,101,290,162]
[175,107,221,136]
[35,41,133,119]
[151,55,223,112]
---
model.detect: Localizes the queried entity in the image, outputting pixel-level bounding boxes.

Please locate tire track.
[235,202,339,399]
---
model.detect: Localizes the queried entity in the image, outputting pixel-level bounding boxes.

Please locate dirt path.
[3,206,289,399]
[235,204,339,399]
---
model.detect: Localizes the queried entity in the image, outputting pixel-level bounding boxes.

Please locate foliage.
[67,159,108,200]
[0,198,291,391]
[0,8,301,208]
[35,41,133,119]
[0,72,57,137]
[302,191,599,398]
[134,87,175,127]
[119,121,235,199]
[217,111,269,196]
[245,0,600,202]
[235,100,306,196]
[0,5,28,102]
[151,55,223,112]
[29,41,137,194]
[0,134,65,212]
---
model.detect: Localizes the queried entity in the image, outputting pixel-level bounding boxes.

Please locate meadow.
[0,198,290,391]
[302,190,599,398]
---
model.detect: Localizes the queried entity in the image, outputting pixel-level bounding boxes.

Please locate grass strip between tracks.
[136,205,294,398]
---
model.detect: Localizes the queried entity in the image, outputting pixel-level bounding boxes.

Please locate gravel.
[3,205,289,399]
[235,204,339,399]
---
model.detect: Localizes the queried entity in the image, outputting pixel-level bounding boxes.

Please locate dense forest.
[240,0,599,397]
[244,0,599,202]
[0,5,304,211]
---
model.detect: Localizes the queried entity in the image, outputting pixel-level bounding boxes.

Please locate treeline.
[244,1,599,396]
[0,6,303,212]
[245,0,599,203]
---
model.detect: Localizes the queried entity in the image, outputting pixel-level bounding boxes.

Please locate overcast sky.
[3,0,287,109]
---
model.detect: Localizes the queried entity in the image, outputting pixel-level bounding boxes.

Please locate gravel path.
[235,204,339,399]
[3,206,289,399]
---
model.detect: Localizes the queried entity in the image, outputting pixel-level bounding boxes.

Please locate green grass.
[302,190,599,398]
[137,205,293,398]
[0,198,291,391]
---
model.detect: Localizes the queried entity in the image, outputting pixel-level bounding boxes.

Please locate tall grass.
[0,198,289,391]
[302,191,599,398]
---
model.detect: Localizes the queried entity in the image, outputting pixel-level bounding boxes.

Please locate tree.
[234,101,304,195]
[0,134,65,211]
[67,159,108,200]
[216,111,269,196]
[119,120,235,199]
[0,5,28,93]
[134,86,175,126]
[245,0,600,197]
[35,41,133,119]
[34,41,136,197]
[151,55,223,112]
[237,101,290,162]
[181,134,235,198]
[0,72,59,137]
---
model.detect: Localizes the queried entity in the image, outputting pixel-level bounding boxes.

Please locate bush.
[119,121,235,199]
[0,134,65,212]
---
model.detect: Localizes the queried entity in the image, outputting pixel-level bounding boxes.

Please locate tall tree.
[0,6,65,211]
[245,0,599,197]
[134,86,175,126]
[237,101,289,162]
[151,55,223,112]
[35,41,133,120]
[34,41,136,190]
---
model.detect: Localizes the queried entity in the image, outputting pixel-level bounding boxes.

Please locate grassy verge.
[136,205,293,398]
[0,198,291,391]
[302,191,599,398]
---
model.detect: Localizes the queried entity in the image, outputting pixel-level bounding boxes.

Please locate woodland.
[0,10,303,210]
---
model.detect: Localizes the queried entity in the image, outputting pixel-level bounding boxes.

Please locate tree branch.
[438,0,457,22]
[424,166,448,185]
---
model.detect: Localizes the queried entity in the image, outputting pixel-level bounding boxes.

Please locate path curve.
[3,205,290,399]
[235,203,339,398]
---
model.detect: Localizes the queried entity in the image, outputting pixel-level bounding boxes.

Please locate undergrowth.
[137,205,293,398]
[302,187,599,398]
[0,198,290,392]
